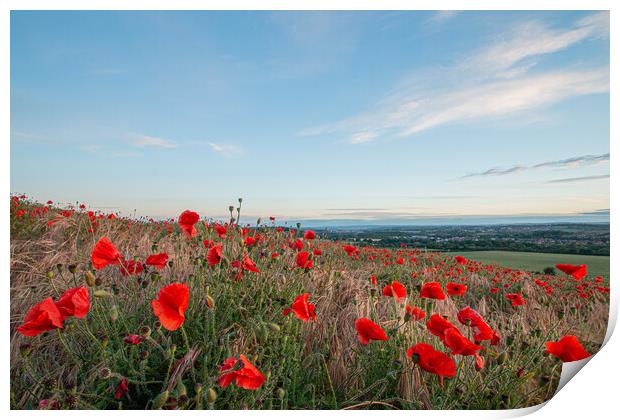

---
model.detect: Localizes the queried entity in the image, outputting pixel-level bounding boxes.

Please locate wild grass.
[10,198,610,410]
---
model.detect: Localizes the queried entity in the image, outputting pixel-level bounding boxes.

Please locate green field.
[447,251,610,279]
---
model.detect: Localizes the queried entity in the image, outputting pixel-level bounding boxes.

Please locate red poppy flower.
[382,280,407,302]
[120,260,144,277]
[555,264,588,281]
[55,287,90,321]
[457,306,499,344]
[407,343,456,386]
[145,253,169,269]
[214,225,227,238]
[282,293,316,322]
[303,230,316,240]
[115,378,129,399]
[355,318,389,345]
[406,305,425,321]
[217,354,265,390]
[420,282,446,300]
[91,237,121,270]
[17,297,64,336]
[446,282,467,296]
[545,335,591,362]
[455,255,467,265]
[342,245,358,256]
[244,236,256,247]
[206,244,223,267]
[370,275,377,285]
[233,255,260,273]
[178,210,200,238]
[443,327,483,356]
[203,239,215,248]
[296,251,313,269]
[124,334,143,345]
[505,292,526,306]
[426,314,458,341]
[313,248,323,256]
[290,239,304,251]
[151,283,190,331]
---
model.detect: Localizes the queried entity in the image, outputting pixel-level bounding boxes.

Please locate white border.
[2,1,616,419]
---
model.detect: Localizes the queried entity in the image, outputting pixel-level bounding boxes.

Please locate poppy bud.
[68,264,77,274]
[151,272,160,282]
[268,323,281,332]
[154,320,162,331]
[207,388,217,403]
[170,344,177,354]
[404,313,411,322]
[177,380,187,397]
[140,350,149,360]
[46,271,54,280]
[277,388,286,400]
[497,352,508,365]
[194,383,203,395]
[265,370,271,382]
[19,344,33,358]
[84,271,96,287]
[56,263,63,272]
[110,305,119,322]
[95,277,102,286]
[151,391,169,409]
[206,295,215,309]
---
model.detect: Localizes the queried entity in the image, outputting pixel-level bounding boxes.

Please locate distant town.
[317,223,610,256]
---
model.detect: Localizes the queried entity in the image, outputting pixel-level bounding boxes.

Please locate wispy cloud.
[299,12,609,143]
[461,153,609,179]
[78,145,102,153]
[208,142,244,158]
[130,134,178,149]
[426,11,460,25]
[546,174,609,184]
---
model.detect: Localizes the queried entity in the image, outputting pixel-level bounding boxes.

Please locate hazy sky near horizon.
[10,10,610,222]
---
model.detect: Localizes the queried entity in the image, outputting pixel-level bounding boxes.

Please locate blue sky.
[10,11,610,223]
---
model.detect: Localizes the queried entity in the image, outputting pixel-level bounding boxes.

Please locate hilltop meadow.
[10,196,610,410]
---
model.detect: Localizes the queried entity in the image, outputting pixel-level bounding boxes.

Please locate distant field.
[447,251,610,279]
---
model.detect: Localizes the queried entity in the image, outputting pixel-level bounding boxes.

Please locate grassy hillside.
[447,251,610,279]
[10,196,610,410]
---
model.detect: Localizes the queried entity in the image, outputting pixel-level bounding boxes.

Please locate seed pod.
[151,391,170,409]
[84,271,96,287]
[140,326,152,338]
[68,264,77,274]
[277,388,286,400]
[99,368,111,379]
[94,289,112,298]
[497,352,508,365]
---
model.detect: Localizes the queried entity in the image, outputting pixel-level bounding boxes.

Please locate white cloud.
[299,12,609,143]
[208,142,244,157]
[130,134,178,149]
